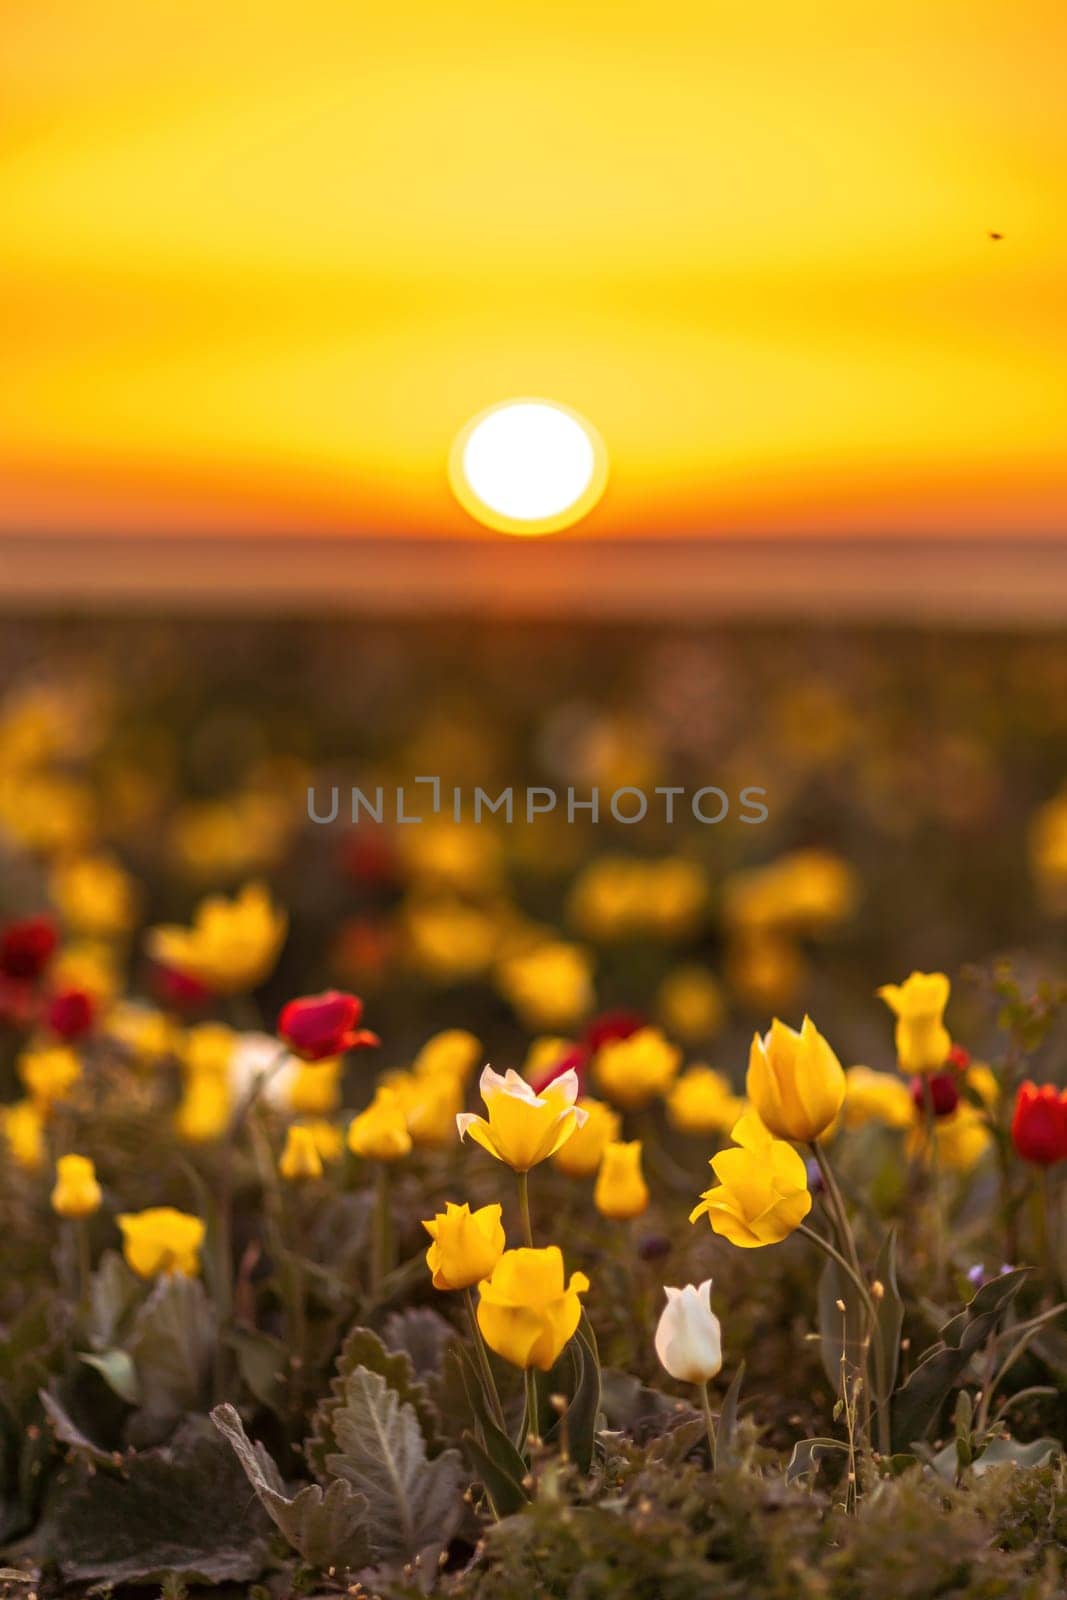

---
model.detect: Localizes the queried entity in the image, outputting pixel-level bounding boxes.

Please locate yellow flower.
[457,1065,586,1172]
[347,1086,412,1162]
[667,1067,746,1136]
[289,1058,344,1116]
[183,1022,237,1080]
[723,850,858,934]
[690,1112,812,1247]
[725,930,805,1011]
[386,1069,462,1148]
[841,1065,915,1130]
[0,772,94,855]
[568,857,707,942]
[422,1201,506,1291]
[1,1099,45,1170]
[966,1062,1000,1111]
[50,941,120,1005]
[50,853,139,939]
[477,1246,589,1371]
[174,1074,230,1143]
[907,1103,991,1172]
[147,882,287,995]
[117,1207,205,1278]
[405,899,500,981]
[106,1002,181,1066]
[497,941,594,1031]
[593,1140,649,1220]
[18,1045,82,1111]
[1030,788,1067,914]
[297,1118,345,1163]
[746,1016,845,1142]
[594,1026,681,1110]
[51,1154,102,1219]
[877,971,951,1074]
[279,1124,324,1182]
[552,1097,620,1178]
[412,1028,482,1085]
[400,821,502,894]
[657,965,724,1043]
[522,1036,578,1084]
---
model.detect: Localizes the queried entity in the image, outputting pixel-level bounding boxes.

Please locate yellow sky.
[2,0,1065,538]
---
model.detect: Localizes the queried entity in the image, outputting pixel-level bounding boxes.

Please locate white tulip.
[654,1279,723,1385]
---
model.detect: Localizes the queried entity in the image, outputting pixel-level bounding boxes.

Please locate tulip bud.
[51,1154,102,1219]
[593,1140,649,1220]
[654,1280,723,1385]
[278,1124,324,1182]
[910,1072,959,1118]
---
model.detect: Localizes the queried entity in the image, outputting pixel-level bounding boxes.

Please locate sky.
[2,0,1065,541]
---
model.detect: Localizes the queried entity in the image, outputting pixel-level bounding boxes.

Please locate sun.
[448,399,608,536]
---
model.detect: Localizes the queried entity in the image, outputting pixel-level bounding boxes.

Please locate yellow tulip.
[106,1002,181,1067]
[51,1154,102,1219]
[457,1066,586,1172]
[386,1069,462,1148]
[412,1028,482,1085]
[279,1124,324,1182]
[521,1036,578,1084]
[50,853,138,939]
[841,1065,915,1130]
[907,1103,991,1172]
[147,881,287,995]
[877,971,951,1074]
[551,1097,620,1178]
[18,1045,82,1112]
[1,1099,45,1170]
[296,1118,345,1163]
[50,941,119,1005]
[657,964,724,1042]
[746,1017,845,1142]
[593,1026,681,1110]
[174,1074,230,1143]
[497,941,594,1031]
[667,1067,746,1136]
[593,1140,649,1220]
[117,1207,205,1278]
[477,1246,589,1371]
[690,1112,812,1248]
[288,1058,344,1116]
[347,1086,412,1162]
[725,929,805,1011]
[422,1201,506,1291]
[183,1022,237,1080]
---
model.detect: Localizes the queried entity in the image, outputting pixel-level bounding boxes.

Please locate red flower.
[1011,1081,1067,1167]
[910,1072,960,1118]
[0,916,57,981]
[0,975,37,1030]
[529,1042,590,1095]
[945,1043,971,1074]
[46,987,96,1042]
[150,962,212,1012]
[278,990,379,1061]
[583,1010,645,1052]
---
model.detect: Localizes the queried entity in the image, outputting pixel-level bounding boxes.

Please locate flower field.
[0,615,1065,1599]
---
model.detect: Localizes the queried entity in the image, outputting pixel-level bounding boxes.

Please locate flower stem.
[798,1220,888,1455]
[371,1161,393,1293]
[516,1170,534,1247]
[75,1219,92,1307]
[701,1381,718,1462]
[524,1365,539,1454]
[466,1287,506,1430]
[920,1076,946,1290]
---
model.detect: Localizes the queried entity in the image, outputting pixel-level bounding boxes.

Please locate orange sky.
[2,0,1065,540]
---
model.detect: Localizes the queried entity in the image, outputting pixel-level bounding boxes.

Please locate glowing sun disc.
[449,399,608,535]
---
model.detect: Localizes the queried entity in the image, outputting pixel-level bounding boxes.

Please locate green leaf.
[211,1403,371,1574]
[224,1328,288,1411]
[87,1251,141,1352]
[714,1360,746,1472]
[785,1435,850,1483]
[444,1344,528,1500]
[323,1366,463,1563]
[33,1415,271,1585]
[305,1324,442,1478]
[461,1428,528,1517]
[873,1229,904,1403]
[561,1324,600,1475]
[381,1306,456,1376]
[124,1273,216,1424]
[79,1349,141,1406]
[39,1387,119,1469]
[890,1268,1029,1452]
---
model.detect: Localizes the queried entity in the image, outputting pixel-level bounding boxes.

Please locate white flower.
[654,1279,723,1384]
[230,1032,297,1109]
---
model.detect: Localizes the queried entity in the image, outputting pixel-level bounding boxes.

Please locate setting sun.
[449,400,607,536]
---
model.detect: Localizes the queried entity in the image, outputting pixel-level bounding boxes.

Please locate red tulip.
[0,916,57,981]
[945,1043,971,1074]
[278,990,379,1061]
[0,974,37,1030]
[46,986,96,1041]
[910,1072,960,1118]
[584,1009,645,1052]
[150,962,212,1011]
[1011,1081,1067,1167]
